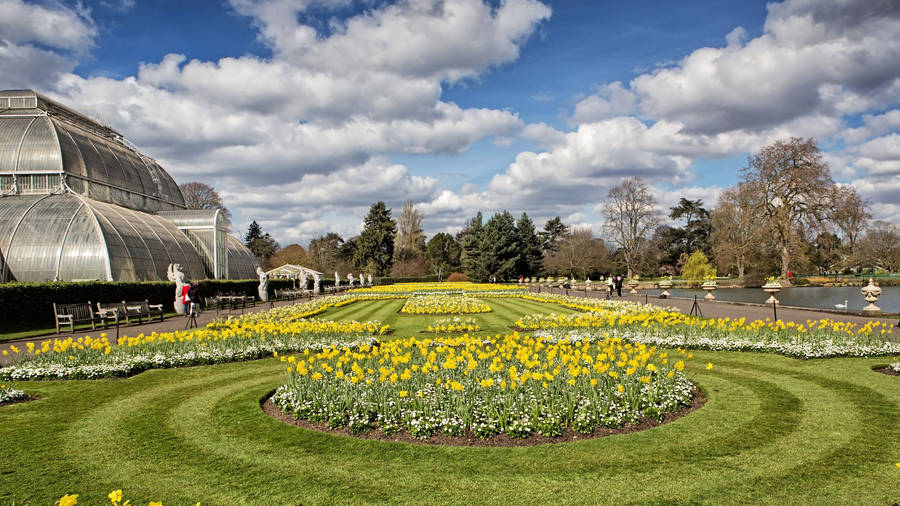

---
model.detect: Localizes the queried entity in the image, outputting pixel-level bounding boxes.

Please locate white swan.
[835,300,848,309]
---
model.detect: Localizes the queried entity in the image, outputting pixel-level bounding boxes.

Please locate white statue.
[359,273,364,287]
[299,271,308,291]
[367,273,372,285]
[312,273,321,294]
[166,263,187,314]
[348,273,355,286]
[335,271,341,288]
[256,267,269,302]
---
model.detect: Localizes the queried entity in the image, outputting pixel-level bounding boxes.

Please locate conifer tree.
[515,212,544,277]
[354,202,396,276]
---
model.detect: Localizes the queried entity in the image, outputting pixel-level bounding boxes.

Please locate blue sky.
[2,0,898,245]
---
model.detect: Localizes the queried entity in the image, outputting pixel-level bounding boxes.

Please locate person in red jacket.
[182,282,193,316]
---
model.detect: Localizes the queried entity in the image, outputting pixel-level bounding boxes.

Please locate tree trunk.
[737,257,745,280]
[781,244,791,282]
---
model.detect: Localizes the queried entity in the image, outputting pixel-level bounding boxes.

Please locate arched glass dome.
[0,194,206,282]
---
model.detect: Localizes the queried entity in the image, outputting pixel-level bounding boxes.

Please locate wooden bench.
[122,300,165,324]
[53,301,108,334]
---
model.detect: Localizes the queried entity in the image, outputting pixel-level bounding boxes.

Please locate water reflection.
[638,286,900,314]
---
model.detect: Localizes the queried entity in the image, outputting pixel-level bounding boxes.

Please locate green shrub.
[681,251,716,287]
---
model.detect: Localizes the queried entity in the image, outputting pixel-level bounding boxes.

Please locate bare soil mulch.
[876,366,900,377]
[261,388,705,447]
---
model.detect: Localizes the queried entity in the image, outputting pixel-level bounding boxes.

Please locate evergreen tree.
[514,212,543,277]
[244,220,279,268]
[461,212,488,281]
[539,217,568,253]
[483,211,518,281]
[353,202,396,276]
[244,220,263,246]
[425,232,461,279]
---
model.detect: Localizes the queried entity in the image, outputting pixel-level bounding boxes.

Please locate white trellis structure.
[267,264,324,294]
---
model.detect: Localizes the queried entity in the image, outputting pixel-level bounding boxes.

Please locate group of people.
[604,274,625,298]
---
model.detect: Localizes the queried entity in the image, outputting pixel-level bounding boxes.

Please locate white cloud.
[0,0,96,51]
[571,82,637,124]
[626,0,900,134]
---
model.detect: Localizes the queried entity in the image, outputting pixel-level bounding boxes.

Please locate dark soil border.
[874,366,900,377]
[0,394,39,407]
[261,388,705,447]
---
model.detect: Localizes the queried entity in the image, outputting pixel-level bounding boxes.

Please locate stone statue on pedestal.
[256,267,269,302]
[367,273,373,285]
[313,273,321,294]
[348,273,355,286]
[167,263,187,314]
[335,272,341,288]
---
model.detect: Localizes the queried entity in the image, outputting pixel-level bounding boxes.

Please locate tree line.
[184,136,899,284]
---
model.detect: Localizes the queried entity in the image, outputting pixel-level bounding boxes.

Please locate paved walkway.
[0,296,324,361]
[3,287,898,362]
[534,286,899,331]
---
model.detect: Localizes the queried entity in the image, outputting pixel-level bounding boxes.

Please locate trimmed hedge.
[373,275,440,284]
[0,279,296,330]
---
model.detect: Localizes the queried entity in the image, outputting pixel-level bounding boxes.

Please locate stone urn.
[860,278,882,315]
[585,278,592,292]
[657,278,672,299]
[762,280,781,305]
[701,280,717,300]
[628,278,639,294]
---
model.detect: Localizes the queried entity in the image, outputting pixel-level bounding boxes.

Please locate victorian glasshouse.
[0,90,258,282]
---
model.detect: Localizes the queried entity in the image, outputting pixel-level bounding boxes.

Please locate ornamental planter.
[628,279,639,294]
[860,278,882,315]
[657,279,672,299]
[762,283,781,305]
[701,281,717,300]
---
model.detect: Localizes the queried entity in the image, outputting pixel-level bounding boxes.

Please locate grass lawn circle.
[261,387,706,447]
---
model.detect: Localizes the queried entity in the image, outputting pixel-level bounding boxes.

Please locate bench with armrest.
[122,300,165,324]
[53,301,109,334]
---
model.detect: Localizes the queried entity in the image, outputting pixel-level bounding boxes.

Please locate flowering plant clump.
[532,312,899,359]
[763,276,781,287]
[273,334,695,439]
[56,488,180,506]
[890,362,900,373]
[400,295,491,314]
[0,317,386,381]
[0,382,27,403]
[426,316,481,333]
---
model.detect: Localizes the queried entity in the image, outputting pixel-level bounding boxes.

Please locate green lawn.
[316,297,579,337]
[1,296,899,504]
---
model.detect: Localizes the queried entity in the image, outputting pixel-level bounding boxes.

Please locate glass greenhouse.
[0,90,258,283]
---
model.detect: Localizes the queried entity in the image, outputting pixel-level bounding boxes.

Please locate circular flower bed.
[272,334,696,439]
[400,295,491,315]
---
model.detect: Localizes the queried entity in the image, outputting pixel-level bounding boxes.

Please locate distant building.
[0,90,258,282]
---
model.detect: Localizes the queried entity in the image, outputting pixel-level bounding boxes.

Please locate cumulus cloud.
[0,0,96,51]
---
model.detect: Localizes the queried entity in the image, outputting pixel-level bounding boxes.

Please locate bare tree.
[741,137,833,281]
[710,183,761,279]
[179,181,232,226]
[856,221,900,273]
[829,185,871,255]
[545,227,609,278]
[394,200,426,262]
[602,177,659,278]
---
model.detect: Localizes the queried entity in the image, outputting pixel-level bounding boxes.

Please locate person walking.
[606,275,614,299]
[615,274,623,297]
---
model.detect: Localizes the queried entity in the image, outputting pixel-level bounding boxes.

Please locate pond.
[638,286,900,314]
